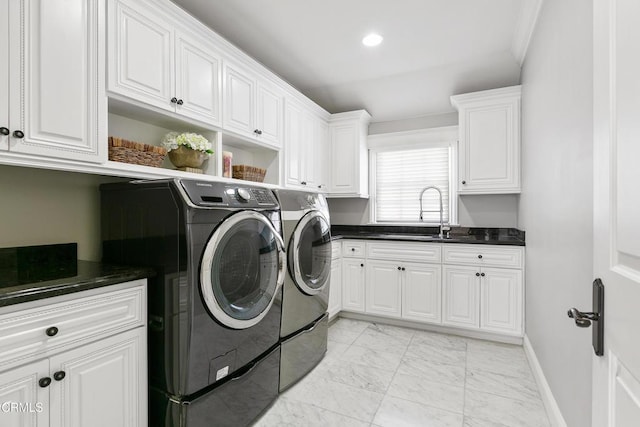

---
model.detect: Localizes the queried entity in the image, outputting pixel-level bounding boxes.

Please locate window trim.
[368,126,459,226]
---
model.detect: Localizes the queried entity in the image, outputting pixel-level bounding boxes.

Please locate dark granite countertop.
[0,261,155,307]
[331,225,525,246]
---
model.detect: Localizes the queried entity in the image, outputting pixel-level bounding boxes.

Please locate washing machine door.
[289,210,331,295]
[200,210,285,329]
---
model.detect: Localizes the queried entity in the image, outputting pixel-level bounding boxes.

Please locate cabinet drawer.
[0,281,145,370]
[331,241,342,259]
[443,245,523,268]
[367,241,441,263]
[342,240,365,258]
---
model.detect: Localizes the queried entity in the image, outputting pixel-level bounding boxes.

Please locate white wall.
[328,194,518,227]
[0,165,125,261]
[518,0,593,425]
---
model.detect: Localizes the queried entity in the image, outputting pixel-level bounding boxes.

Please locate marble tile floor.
[255,317,551,427]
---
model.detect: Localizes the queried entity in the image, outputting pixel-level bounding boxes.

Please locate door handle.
[567,278,604,356]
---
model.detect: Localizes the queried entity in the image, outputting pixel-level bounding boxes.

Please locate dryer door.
[200,211,285,329]
[289,211,332,295]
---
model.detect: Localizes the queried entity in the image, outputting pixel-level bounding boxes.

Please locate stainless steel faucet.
[419,186,448,238]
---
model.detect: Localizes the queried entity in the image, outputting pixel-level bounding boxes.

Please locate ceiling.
[171,0,539,123]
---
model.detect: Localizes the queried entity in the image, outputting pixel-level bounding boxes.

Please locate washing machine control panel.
[180,180,278,208]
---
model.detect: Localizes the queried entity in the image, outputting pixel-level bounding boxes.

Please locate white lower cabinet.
[0,281,147,427]
[442,265,480,328]
[480,267,523,334]
[403,263,442,323]
[336,240,524,338]
[328,258,342,318]
[341,258,365,312]
[365,260,402,317]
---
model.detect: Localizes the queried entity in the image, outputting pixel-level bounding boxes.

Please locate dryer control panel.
[180,180,278,208]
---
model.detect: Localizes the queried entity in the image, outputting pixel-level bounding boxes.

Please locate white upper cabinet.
[223,61,283,147]
[328,110,371,198]
[108,0,222,126]
[1,0,105,162]
[284,98,329,189]
[451,86,521,194]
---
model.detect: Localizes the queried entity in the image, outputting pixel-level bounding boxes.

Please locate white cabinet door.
[108,0,174,111]
[0,0,9,151]
[403,263,442,324]
[452,86,521,194]
[49,328,146,427]
[284,100,303,186]
[329,122,358,194]
[223,63,255,136]
[0,359,49,427]
[442,265,479,328]
[341,258,365,312]
[300,111,315,187]
[480,267,522,335]
[8,0,104,162]
[316,118,330,190]
[256,81,282,147]
[175,32,221,126]
[365,260,402,317]
[328,258,342,318]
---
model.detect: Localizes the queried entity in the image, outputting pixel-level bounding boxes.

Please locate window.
[369,127,458,225]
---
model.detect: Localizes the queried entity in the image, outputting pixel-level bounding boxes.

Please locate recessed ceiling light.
[362,33,383,47]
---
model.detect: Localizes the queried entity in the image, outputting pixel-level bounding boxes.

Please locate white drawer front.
[366,241,442,263]
[443,245,523,268]
[331,241,342,259]
[0,282,145,369]
[342,240,366,258]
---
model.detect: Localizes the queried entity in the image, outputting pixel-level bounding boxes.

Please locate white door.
[255,81,282,147]
[108,0,174,111]
[341,258,365,312]
[442,265,479,328]
[10,0,104,162]
[0,359,49,427]
[49,328,146,427]
[175,32,221,126]
[403,263,442,324]
[0,0,9,151]
[316,119,330,190]
[365,260,401,317]
[223,63,255,136]
[479,267,522,335]
[284,100,303,186]
[330,123,358,194]
[328,258,342,317]
[592,0,640,425]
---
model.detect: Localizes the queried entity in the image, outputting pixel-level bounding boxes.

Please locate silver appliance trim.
[291,210,331,296]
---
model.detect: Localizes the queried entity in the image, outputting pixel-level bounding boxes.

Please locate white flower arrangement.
[162,132,213,155]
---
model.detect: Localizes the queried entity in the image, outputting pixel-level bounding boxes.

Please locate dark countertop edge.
[331,234,525,246]
[0,263,155,308]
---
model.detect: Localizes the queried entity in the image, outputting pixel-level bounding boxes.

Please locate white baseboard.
[523,334,568,427]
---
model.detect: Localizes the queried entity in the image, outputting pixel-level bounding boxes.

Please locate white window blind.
[375,146,451,223]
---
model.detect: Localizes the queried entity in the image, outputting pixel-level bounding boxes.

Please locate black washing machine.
[101,179,285,427]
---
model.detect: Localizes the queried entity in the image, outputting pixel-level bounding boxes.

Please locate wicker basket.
[232,165,266,182]
[108,137,167,167]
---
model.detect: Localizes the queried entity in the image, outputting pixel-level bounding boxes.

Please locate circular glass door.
[289,211,331,295]
[200,211,285,329]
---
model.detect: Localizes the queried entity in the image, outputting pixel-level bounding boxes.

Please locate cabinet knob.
[462,180,466,185]
[13,130,24,139]
[480,272,485,277]
[170,97,178,104]
[39,377,52,388]
[477,254,483,259]
[475,272,480,277]
[351,248,355,252]
[301,181,307,185]
[0,127,9,135]
[53,371,66,381]
[397,266,401,270]
[254,129,263,135]
[45,326,59,337]
[176,99,184,105]
[360,263,364,267]
[402,267,406,271]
